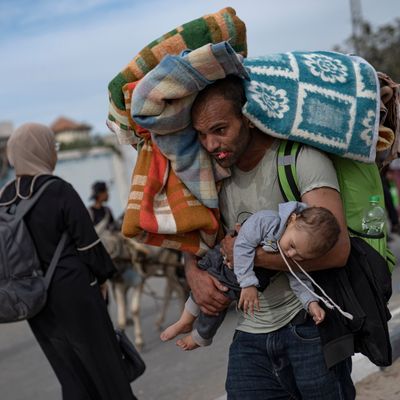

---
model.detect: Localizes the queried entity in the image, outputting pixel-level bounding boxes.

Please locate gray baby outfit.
[234,201,318,309]
[187,201,319,347]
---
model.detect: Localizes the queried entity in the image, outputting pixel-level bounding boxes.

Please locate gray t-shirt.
[219,140,339,333]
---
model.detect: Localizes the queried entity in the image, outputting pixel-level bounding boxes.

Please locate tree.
[334,18,400,82]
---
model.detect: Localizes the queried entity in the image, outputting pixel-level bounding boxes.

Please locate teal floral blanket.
[243,51,380,162]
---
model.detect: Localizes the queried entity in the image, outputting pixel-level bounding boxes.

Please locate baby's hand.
[308,301,326,325]
[238,286,259,316]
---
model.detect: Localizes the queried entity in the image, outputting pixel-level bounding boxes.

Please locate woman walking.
[0,123,137,400]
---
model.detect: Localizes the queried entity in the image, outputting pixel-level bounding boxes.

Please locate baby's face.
[279,223,315,262]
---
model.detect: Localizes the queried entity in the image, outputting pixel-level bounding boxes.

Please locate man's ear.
[244,117,255,129]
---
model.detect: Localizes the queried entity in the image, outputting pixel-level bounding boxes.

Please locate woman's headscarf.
[7,123,57,176]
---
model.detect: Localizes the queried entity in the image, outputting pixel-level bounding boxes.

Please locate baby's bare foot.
[176,334,199,351]
[160,321,193,341]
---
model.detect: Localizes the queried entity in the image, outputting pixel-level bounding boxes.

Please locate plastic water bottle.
[361,195,385,236]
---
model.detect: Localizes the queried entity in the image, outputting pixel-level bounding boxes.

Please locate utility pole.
[350,0,363,54]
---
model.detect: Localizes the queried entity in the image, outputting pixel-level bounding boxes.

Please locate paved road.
[1,237,400,400]
[0,274,237,400]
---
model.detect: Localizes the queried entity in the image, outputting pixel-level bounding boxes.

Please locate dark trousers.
[196,261,275,342]
[226,318,355,400]
[29,263,136,400]
[194,290,238,342]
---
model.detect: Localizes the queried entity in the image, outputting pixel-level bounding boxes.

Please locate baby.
[161,202,341,350]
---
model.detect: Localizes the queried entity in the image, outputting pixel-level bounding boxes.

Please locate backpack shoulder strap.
[277,140,302,202]
[13,179,59,222]
[0,179,16,202]
[43,232,69,289]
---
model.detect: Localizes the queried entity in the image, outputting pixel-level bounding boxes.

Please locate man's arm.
[221,187,350,272]
[300,187,350,267]
[184,252,230,315]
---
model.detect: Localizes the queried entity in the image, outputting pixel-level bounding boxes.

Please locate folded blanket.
[376,72,400,166]
[107,7,247,145]
[123,135,220,256]
[243,52,380,162]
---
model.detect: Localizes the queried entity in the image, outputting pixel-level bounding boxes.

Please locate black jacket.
[312,236,392,369]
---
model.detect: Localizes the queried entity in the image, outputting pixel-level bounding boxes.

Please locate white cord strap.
[277,242,353,320]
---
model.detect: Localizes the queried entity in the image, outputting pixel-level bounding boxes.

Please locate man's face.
[192,95,251,168]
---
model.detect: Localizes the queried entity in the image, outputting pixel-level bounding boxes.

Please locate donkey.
[111,238,188,350]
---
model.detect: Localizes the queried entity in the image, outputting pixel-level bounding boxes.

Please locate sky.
[1,0,399,135]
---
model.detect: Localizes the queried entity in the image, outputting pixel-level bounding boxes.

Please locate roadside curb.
[391,323,400,361]
[351,301,400,382]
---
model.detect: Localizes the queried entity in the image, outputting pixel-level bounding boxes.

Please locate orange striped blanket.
[124,134,221,256]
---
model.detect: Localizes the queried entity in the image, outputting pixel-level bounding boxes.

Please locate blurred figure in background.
[88,181,118,305]
[388,159,400,216]
[88,181,143,316]
[88,181,117,233]
[381,166,400,236]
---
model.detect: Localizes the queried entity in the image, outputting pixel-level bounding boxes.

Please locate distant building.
[0,121,12,146]
[51,117,91,144]
[0,121,13,180]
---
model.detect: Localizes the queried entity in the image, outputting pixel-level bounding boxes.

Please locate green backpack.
[277,140,396,273]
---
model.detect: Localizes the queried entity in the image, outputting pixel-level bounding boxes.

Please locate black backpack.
[0,179,67,323]
[276,140,393,367]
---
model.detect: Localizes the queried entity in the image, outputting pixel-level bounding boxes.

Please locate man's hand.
[220,224,240,267]
[238,286,259,316]
[185,254,230,316]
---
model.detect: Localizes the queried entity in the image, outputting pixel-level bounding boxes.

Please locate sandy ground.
[356,357,400,399]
